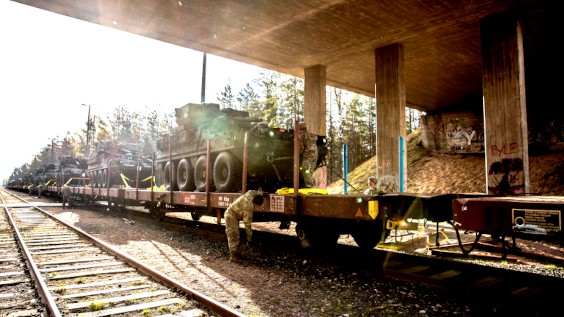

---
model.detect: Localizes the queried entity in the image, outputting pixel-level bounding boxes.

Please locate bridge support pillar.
[375,43,406,190]
[304,64,327,189]
[481,14,529,195]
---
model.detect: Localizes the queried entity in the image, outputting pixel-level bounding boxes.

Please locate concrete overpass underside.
[13,0,557,194]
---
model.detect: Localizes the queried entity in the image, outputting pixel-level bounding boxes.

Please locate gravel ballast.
[6,190,561,316]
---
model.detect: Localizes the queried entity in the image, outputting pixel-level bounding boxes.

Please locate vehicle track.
[0,189,244,317]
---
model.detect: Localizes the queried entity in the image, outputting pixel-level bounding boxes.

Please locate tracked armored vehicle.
[156,103,328,193]
[55,156,88,187]
[87,141,153,188]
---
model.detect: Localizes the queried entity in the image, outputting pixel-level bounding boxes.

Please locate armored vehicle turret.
[55,156,88,187]
[87,141,153,188]
[156,103,328,193]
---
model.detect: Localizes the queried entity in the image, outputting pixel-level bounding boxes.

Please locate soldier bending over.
[225,190,265,262]
[298,122,318,188]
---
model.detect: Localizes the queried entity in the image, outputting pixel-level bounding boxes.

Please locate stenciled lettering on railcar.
[512,209,561,234]
[270,195,285,213]
[184,194,196,205]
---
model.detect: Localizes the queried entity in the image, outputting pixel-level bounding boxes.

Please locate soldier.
[377,174,399,193]
[62,185,72,209]
[364,176,378,195]
[224,190,265,262]
[28,184,34,196]
[298,122,318,188]
[37,183,43,197]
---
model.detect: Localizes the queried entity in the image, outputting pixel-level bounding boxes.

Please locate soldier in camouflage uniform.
[62,185,72,209]
[377,174,399,193]
[37,183,43,197]
[298,122,318,188]
[28,184,34,196]
[364,176,378,195]
[225,190,265,262]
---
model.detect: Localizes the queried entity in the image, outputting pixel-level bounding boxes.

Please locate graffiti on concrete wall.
[488,157,524,195]
[421,111,485,154]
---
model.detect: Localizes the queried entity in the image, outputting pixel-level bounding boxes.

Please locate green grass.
[54,283,66,294]
[77,277,86,284]
[143,309,153,317]
[89,301,107,311]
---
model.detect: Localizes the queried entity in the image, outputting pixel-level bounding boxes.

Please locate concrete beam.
[481,14,529,195]
[375,43,406,189]
[304,65,326,135]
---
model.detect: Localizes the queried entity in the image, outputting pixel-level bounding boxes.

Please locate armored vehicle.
[55,156,88,187]
[35,163,57,187]
[156,103,328,193]
[87,141,153,188]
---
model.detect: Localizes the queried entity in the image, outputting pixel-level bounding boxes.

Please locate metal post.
[151,152,155,204]
[169,136,173,205]
[107,162,111,207]
[399,136,405,192]
[86,104,91,156]
[293,119,299,213]
[242,132,248,193]
[344,144,348,194]
[136,155,140,201]
[201,53,207,104]
[205,140,211,194]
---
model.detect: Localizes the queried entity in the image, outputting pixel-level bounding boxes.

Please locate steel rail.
[0,189,245,317]
[0,190,62,317]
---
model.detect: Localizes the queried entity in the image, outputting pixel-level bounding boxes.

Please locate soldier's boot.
[229,253,243,263]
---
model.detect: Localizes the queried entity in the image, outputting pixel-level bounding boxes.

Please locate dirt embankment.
[328,128,564,195]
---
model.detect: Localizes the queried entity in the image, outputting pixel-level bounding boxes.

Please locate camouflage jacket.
[377,175,399,193]
[364,186,378,195]
[299,132,318,161]
[225,190,259,219]
[62,186,72,197]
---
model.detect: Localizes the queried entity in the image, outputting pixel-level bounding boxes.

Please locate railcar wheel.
[194,155,216,192]
[191,212,201,221]
[164,161,178,191]
[213,152,242,193]
[296,223,339,249]
[351,220,384,250]
[150,205,166,221]
[177,158,195,191]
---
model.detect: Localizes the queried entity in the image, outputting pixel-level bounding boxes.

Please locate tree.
[218,79,236,109]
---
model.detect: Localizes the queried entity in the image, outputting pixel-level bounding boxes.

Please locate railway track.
[93,200,564,314]
[0,189,244,317]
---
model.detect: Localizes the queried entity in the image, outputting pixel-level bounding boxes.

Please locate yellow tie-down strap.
[276,187,328,195]
[121,174,154,189]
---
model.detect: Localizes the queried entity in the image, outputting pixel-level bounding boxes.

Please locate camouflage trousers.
[302,159,317,188]
[225,210,253,255]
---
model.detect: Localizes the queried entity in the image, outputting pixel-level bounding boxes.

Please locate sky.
[0,0,263,180]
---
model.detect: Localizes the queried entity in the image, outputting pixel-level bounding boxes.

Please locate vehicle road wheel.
[164,161,178,191]
[213,152,242,193]
[177,158,195,191]
[96,171,99,188]
[101,169,107,188]
[194,155,215,192]
[351,220,383,250]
